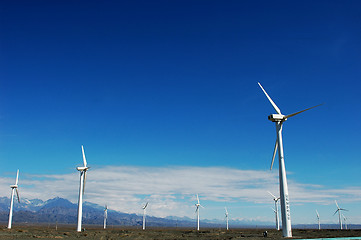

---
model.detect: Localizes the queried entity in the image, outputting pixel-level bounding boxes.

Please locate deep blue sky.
[1,1,361,223]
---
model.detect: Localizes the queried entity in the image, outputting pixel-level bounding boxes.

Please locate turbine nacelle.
[268,114,286,122]
[10,185,18,189]
[76,166,89,171]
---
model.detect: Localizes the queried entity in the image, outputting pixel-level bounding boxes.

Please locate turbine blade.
[225,207,228,214]
[333,209,339,216]
[145,202,148,209]
[270,140,278,170]
[200,204,205,209]
[83,171,87,194]
[267,191,277,200]
[258,82,282,115]
[81,145,87,167]
[335,200,339,209]
[271,207,276,212]
[284,104,323,119]
[316,210,319,218]
[340,208,348,211]
[15,169,19,185]
[15,188,20,203]
[196,194,199,204]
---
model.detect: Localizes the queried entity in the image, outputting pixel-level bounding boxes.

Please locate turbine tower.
[334,200,348,230]
[268,191,280,231]
[76,145,89,232]
[225,207,229,230]
[258,82,321,238]
[316,210,320,230]
[8,170,20,229]
[195,194,204,231]
[142,202,148,230]
[104,205,108,229]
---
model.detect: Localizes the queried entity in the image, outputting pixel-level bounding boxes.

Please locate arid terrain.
[0,226,361,240]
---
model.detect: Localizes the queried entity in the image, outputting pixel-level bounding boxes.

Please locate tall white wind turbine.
[142,202,148,230]
[316,210,320,230]
[225,207,229,230]
[258,82,321,238]
[268,191,280,231]
[76,145,89,232]
[8,170,20,229]
[195,194,204,231]
[334,200,348,230]
[104,205,108,229]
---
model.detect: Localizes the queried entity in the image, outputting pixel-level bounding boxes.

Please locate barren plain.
[0,226,361,240]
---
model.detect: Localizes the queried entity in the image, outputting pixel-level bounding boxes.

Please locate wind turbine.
[8,170,20,229]
[316,210,320,230]
[258,82,321,238]
[225,207,229,230]
[334,200,348,230]
[268,191,280,231]
[76,145,89,232]
[104,205,108,229]
[142,202,148,230]
[342,214,348,230]
[195,194,204,231]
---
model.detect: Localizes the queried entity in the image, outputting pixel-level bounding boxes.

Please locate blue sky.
[1,1,361,225]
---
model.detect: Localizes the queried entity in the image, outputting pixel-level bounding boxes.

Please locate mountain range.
[2,197,353,229]
[0,197,240,227]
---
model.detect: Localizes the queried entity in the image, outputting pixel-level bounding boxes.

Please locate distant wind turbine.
[142,202,148,230]
[195,194,204,231]
[104,205,108,229]
[225,207,229,230]
[334,200,348,230]
[342,214,348,230]
[268,191,280,231]
[8,170,20,229]
[258,82,322,238]
[316,210,320,230]
[76,145,89,232]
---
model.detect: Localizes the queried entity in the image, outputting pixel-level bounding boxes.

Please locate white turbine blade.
[15,188,20,203]
[316,210,319,218]
[267,191,277,200]
[196,194,200,204]
[225,207,228,214]
[200,204,205,209]
[15,169,19,185]
[258,82,282,115]
[81,145,87,167]
[143,202,148,209]
[335,200,340,209]
[340,208,348,211]
[284,104,323,119]
[270,140,278,170]
[83,171,87,194]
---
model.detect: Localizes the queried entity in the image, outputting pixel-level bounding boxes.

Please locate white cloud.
[1,166,361,222]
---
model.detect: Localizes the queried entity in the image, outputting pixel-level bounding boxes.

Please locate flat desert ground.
[1,226,361,240]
